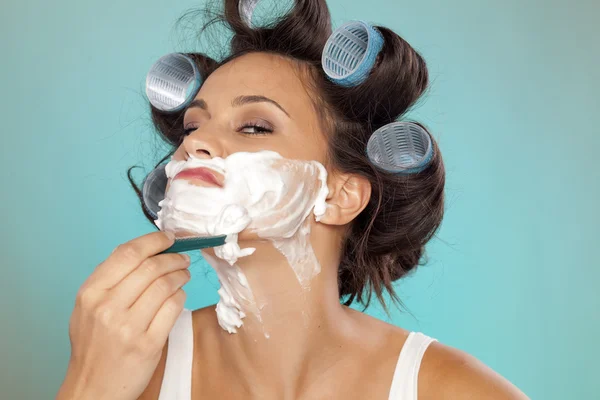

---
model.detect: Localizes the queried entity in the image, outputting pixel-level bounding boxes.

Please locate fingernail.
[182,253,191,263]
[165,231,176,241]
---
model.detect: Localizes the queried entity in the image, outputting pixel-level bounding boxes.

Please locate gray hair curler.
[145,53,203,112]
[142,164,168,221]
[321,20,384,87]
[366,122,434,174]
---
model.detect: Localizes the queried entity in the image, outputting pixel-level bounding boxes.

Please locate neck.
[200,227,354,396]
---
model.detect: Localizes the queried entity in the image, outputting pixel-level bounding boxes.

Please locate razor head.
[146,53,202,112]
[366,122,434,174]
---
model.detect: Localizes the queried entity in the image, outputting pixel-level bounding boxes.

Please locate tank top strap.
[388,331,437,400]
[158,308,193,400]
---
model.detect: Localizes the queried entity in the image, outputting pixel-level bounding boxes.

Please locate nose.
[182,129,225,160]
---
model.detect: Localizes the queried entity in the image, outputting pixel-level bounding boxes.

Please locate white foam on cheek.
[155,151,329,334]
[156,156,252,238]
[252,161,329,286]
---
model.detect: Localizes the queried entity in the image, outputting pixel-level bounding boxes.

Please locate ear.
[319,172,371,226]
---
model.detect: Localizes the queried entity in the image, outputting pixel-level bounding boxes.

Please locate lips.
[173,167,224,187]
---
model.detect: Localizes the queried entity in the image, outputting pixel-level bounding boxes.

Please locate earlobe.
[319,174,371,226]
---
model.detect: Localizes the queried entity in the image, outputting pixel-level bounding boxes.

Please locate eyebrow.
[184,99,208,113]
[232,95,290,118]
[183,95,291,118]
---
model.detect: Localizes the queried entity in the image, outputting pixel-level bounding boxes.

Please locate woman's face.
[163,52,331,239]
[171,52,328,174]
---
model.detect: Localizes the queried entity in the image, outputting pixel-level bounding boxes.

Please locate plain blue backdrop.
[1,0,598,398]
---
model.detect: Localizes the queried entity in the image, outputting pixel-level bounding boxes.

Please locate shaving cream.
[155,151,328,333]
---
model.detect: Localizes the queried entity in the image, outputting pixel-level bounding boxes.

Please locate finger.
[129,269,191,329]
[87,231,175,290]
[110,252,191,308]
[144,289,187,350]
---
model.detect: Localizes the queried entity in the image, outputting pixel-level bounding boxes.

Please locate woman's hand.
[56,231,191,400]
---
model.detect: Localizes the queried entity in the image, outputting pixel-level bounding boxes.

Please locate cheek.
[241,160,327,238]
[272,139,328,166]
[291,130,329,165]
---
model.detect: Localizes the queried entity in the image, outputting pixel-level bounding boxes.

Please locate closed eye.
[182,123,274,137]
[182,119,274,137]
[237,122,273,135]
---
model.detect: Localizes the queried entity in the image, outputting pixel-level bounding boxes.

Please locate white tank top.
[158,309,437,400]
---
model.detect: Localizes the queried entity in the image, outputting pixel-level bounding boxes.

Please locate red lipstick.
[174,167,224,187]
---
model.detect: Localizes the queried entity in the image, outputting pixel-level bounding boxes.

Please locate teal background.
[1,0,598,398]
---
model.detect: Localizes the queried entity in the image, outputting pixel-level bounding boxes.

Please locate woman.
[57,0,529,398]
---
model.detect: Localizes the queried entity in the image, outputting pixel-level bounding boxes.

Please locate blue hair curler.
[145,53,203,113]
[141,164,226,253]
[321,20,384,87]
[366,122,434,174]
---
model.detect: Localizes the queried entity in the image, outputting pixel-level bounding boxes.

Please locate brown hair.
[128,0,445,310]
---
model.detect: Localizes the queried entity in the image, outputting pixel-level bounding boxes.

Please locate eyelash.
[183,122,274,137]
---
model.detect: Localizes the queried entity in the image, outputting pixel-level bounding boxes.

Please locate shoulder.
[417,340,530,399]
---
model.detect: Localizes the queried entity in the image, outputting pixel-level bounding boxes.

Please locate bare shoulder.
[418,340,530,399]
